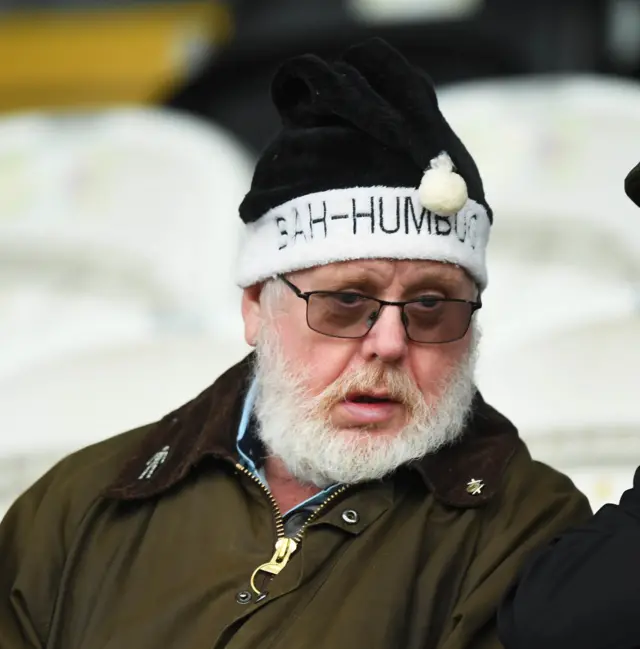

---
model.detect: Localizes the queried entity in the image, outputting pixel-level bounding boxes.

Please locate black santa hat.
[236,37,492,289]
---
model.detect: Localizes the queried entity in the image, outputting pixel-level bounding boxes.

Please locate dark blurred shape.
[164,0,524,153]
[625,161,640,208]
[605,0,640,75]
[163,0,610,153]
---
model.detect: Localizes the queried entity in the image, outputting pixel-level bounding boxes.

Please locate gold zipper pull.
[250,537,298,595]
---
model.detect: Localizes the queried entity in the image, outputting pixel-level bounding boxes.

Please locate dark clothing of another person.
[499,466,640,649]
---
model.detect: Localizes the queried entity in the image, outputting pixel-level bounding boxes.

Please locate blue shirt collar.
[235,378,340,513]
[236,378,260,473]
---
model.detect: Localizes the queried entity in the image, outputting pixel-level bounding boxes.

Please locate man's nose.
[360,305,409,363]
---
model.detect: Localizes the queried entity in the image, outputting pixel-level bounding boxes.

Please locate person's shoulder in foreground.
[499,466,640,649]
[1,36,591,649]
[497,162,640,649]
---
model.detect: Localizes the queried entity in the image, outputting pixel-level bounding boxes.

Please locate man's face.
[242,259,480,486]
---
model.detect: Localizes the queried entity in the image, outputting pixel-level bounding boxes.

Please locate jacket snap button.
[341,509,360,524]
[236,590,252,605]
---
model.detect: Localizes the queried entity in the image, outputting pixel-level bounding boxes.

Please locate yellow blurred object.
[0,2,232,113]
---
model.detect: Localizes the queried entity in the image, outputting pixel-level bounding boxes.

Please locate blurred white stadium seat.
[477,316,640,510]
[0,107,254,380]
[440,75,640,255]
[0,335,250,513]
[439,75,640,352]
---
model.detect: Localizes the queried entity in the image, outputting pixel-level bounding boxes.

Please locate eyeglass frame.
[279,275,482,344]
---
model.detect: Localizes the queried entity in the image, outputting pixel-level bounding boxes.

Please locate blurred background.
[2,0,640,515]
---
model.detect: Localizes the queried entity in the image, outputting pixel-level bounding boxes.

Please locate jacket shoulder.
[31,423,156,513]
[467,439,593,583]
[2,421,161,552]
[521,441,586,491]
[493,439,592,522]
[0,422,159,647]
[479,395,588,510]
[510,441,581,490]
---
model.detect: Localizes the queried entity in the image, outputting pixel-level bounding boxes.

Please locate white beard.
[253,326,480,488]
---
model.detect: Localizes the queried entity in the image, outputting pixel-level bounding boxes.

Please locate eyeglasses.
[280,276,481,344]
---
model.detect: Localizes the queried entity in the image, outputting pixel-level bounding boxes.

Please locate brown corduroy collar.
[104,354,520,508]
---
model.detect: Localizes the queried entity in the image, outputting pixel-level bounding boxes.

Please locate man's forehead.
[300,259,469,284]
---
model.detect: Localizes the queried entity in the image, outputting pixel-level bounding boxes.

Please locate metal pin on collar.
[466,478,484,496]
[138,446,170,480]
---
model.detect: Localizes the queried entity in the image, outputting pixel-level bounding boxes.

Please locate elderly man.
[0,38,590,649]
[497,162,640,649]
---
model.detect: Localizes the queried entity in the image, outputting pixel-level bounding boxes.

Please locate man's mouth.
[345,392,397,404]
[336,391,405,426]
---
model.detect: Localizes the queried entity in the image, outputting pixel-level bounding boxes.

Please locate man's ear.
[242,284,263,347]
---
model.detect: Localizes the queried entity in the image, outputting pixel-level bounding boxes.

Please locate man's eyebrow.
[403,267,462,284]
[316,270,384,288]
[404,273,459,287]
[400,271,472,296]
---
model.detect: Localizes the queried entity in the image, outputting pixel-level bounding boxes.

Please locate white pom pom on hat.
[418,151,468,216]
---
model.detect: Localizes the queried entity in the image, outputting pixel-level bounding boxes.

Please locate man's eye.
[333,293,365,305]
[416,296,442,309]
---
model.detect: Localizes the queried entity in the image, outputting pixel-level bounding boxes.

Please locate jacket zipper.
[235,462,348,598]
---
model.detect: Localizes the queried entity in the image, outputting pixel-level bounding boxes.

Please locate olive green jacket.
[0,355,591,649]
